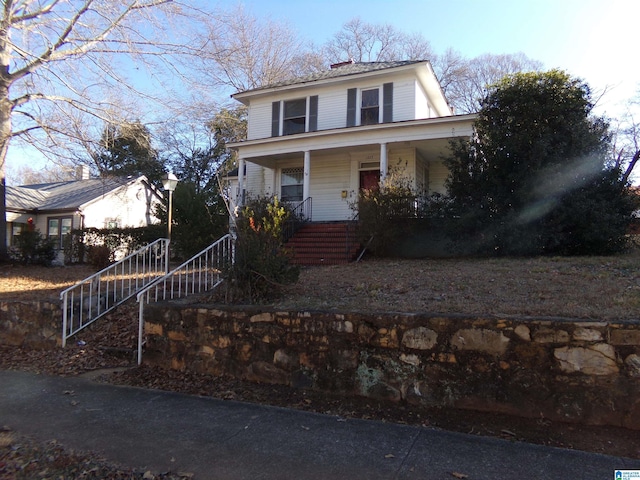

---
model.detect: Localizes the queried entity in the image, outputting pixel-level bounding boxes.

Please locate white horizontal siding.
[82,184,160,229]
[386,147,416,186]
[245,163,265,195]
[245,154,354,221]
[308,154,353,221]
[317,87,347,130]
[244,70,444,140]
[415,81,431,119]
[415,154,428,192]
[391,77,416,122]
[247,102,271,140]
[428,160,448,194]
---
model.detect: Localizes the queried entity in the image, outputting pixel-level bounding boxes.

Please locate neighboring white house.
[6,168,163,261]
[227,60,477,222]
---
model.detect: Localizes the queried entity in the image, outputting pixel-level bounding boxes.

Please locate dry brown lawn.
[0,251,639,320]
[276,251,640,320]
[0,264,95,301]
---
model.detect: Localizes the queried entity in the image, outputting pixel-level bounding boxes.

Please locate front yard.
[1,250,640,462]
[1,251,639,320]
[276,251,640,319]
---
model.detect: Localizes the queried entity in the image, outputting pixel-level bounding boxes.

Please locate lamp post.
[162,172,178,272]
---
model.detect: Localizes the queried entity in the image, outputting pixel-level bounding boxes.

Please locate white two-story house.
[228,60,476,223]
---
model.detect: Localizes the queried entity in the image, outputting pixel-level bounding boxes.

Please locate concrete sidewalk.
[0,370,638,479]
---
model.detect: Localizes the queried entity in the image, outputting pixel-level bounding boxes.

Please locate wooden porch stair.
[286,222,360,265]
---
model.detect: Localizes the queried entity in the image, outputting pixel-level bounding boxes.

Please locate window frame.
[10,222,25,246]
[282,98,307,136]
[360,87,380,126]
[105,218,120,229]
[280,167,304,202]
[272,96,318,137]
[47,216,73,249]
[347,82,393,127]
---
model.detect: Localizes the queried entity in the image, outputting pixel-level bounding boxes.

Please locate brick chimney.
[330,59,355,69]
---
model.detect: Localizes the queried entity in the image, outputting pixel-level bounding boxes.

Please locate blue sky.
[238,0,639,117]
[9,0,639,178]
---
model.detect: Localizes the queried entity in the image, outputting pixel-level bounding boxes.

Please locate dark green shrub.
[86,244,113,269]
[64,225,166,264]
[169,182,229,260]
[351,171,422,256]
[224,196,299,303]
[442,71,638,257]
[12,229,57,266]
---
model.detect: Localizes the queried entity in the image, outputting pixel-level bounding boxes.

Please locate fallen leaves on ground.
[0,427,193,480]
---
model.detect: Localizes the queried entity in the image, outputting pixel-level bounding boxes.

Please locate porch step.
[286,222,360,266]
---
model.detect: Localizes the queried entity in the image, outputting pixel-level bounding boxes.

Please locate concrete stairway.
[286,222,360,265]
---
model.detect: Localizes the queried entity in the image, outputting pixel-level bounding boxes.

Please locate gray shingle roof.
[7,176,137,212]
[233,61,426,96]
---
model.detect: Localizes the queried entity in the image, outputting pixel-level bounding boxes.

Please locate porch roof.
[228,113,477,166]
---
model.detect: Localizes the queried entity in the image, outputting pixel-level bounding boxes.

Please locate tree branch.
[622,149,640,185]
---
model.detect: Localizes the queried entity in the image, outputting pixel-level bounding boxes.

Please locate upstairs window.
[272,96,318,137]
[281,168,304,202]
[347,83,393,127]
[283,99,306,135]
[360,89,379,125]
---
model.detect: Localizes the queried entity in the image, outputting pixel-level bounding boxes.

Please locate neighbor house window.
[360,88,380,125]
[105,218,119,229]
[10,223,25,246]
[281,168,304,202]
[272,96,318,137]
[48,217,73,249]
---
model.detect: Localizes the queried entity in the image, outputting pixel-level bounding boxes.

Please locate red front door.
[360,170,380,191]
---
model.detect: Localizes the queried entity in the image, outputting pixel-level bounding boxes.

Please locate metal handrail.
[283,197,312,242]
[60,238,169,347]
[135,234,235,364]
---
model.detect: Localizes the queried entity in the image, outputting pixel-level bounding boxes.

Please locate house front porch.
[229,114,475,223]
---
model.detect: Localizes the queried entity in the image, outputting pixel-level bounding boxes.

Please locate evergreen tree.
[94,122,165,186]
[443,70,638,256]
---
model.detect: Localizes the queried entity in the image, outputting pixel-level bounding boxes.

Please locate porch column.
[303,150,311,201]
[270,167,276,197]
[237,157,245,206]
[380,143,388,182]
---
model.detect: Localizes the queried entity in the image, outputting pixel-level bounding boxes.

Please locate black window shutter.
[383,83,393,123]
[271,101,280,137]
[346,88,357,127]
[309,95,318,132]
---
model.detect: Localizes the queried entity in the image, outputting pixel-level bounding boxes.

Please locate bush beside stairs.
[285,222,360,265]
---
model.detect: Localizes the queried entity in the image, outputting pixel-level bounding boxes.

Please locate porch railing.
[283,197,312,242]
[60,238,169,347]
[135,234,234,364]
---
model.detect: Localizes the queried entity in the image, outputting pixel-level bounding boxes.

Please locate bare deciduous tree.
[0,0,203,257]
[193,5,323,94]
[6,163,76,185]
[444,52,543,114]
[323,17,435,63]
[321,19,542,114]
[612,91,640,184]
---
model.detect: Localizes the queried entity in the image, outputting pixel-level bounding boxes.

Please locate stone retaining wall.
[0,301,62,348]
[144,304,640,430]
